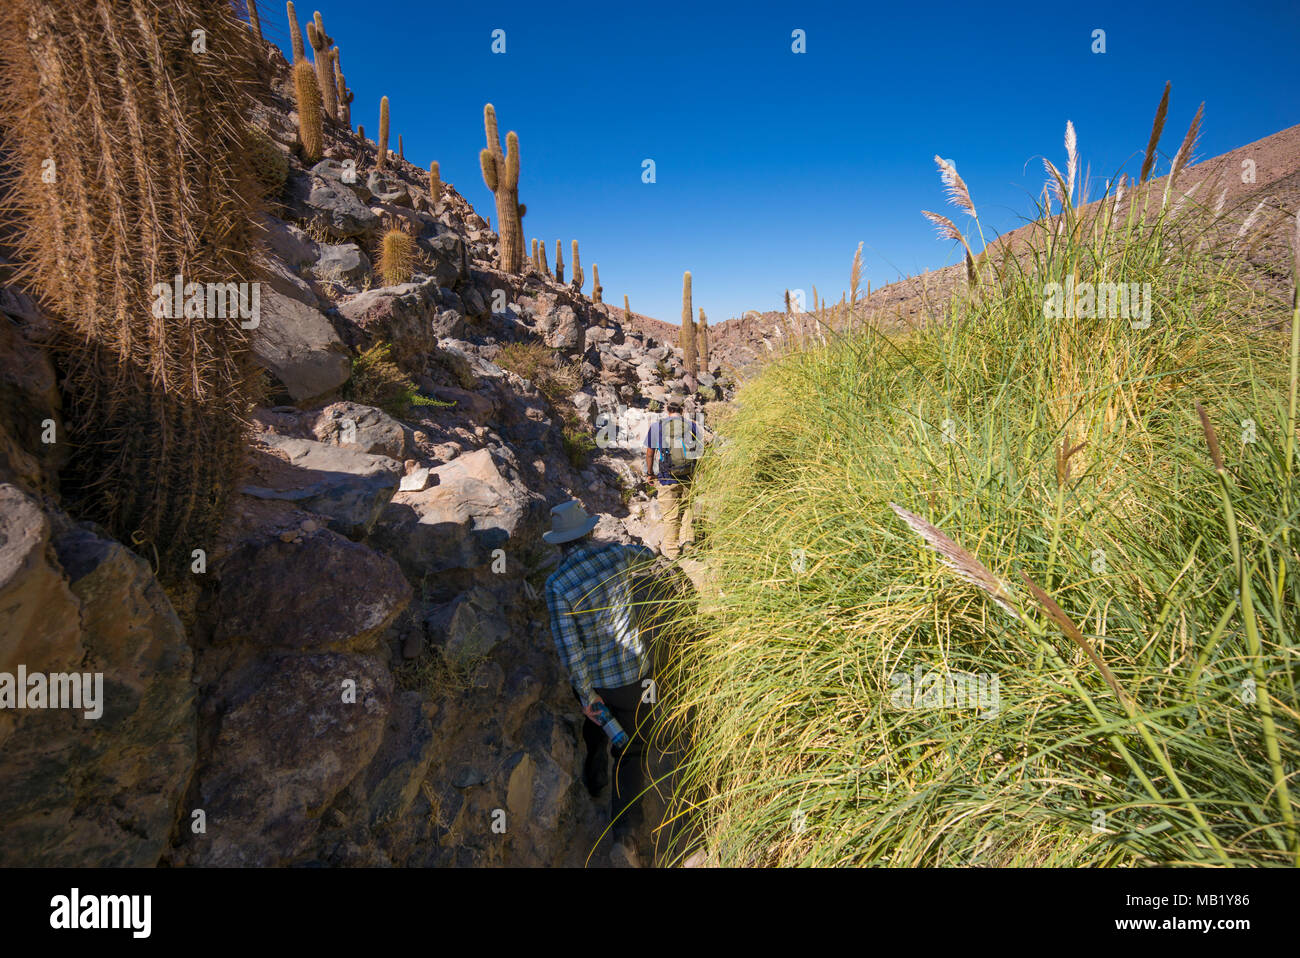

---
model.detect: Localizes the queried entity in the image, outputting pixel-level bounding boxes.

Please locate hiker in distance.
[543,500,658,864]
[643,392,710,560]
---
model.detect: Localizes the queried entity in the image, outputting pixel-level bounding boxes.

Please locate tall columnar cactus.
[538,239,549,276]
[681,271,697,379]
[306,13,336,122]
[286,0,305,61]
[624,294,632,324]
[699,308,710,370]
[0,0,265,584]
[377,225,416,286]
[531,238,539,269]
[570,239,583,291]
[398,134,405,161]
[334,52,353,130]
[479,104,523,273]
[292,60,323,162]
[592,263,602,303]
[554,240,564,283]
[248,0,263,41]
[376,95,390,170]
[428,161,442,208]
[357,124,365,141]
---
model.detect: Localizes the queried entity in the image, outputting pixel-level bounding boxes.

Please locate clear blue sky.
[256,0,1300,324]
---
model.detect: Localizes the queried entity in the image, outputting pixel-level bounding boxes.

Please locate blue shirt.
[545,542,657,707]
[644,415,703,484]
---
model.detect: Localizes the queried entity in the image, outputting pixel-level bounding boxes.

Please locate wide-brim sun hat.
[543,499,600,544]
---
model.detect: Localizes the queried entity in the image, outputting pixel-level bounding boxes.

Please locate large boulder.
[361,691,436,828]
[538,304,584,352]
[337,278,462,370]
[286,170,379,239]
[310,243,371,285]
[212,529,411,652]
[250,289,351,404]
[371,447,533,577]
[310,401,407,460]
[0,490,196,867]
[241,435,401,539]
[365,170,411,206]
[255,213,319,268]
[177,652,392,866]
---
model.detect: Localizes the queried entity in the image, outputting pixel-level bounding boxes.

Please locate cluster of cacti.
[554,240,564,283]
[570,240,583,291]
[592,263,602,303]
[286,1,306,60]
[377,223,417,286]
[699,308,710,370]
[429,161,442,208]
[376,95,390,169]
[292,59,323,162]
[306,10,336,122]
[0,0,265,585]
[334,52,353,130]
[479,104,524,273]
[681,271,697,378]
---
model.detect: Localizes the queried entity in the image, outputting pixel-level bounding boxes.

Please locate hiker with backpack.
[643,393,708,560]
[543,499,659,866]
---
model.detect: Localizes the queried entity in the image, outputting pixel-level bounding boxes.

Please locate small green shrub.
[343,343,418,417]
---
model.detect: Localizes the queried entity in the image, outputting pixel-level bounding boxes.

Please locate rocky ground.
[0,41,733,868]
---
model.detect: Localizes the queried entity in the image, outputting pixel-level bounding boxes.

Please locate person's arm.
[546,585,597,709]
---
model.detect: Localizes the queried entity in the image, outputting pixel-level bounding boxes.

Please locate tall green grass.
[652,129,1299,866]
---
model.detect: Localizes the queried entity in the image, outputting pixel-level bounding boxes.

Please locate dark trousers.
[572,678,653,832]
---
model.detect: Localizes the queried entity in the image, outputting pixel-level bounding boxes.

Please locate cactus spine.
[287,1,305,61]
[376,95,389,169]
[479,104,523,273]
[554,240,564,283]
[570,239,583,291]
[292,60,323,162]
[681,271,697,379]
[306,13,336,121]
[592,263,602,303]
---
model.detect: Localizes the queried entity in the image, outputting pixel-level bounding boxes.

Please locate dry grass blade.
[1055,439,1087,486]
[934,155,976,218]
[889,502,1020,618]
[1043,158,1068,206]
[1195,401,1225,471]
[1017,571,1131,706]
[1140,81,1171,183]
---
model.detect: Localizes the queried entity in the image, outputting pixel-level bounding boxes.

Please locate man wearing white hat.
[543,499,657,861]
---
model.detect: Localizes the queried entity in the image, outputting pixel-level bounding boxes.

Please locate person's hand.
[582,695,605,722]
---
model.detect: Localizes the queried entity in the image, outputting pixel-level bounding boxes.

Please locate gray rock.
[442,586,512,662]
[538,305,584,351]
[311,158,373,201]
[363,692,436,827]
[365,170,411,206]
[286,170,380,239]
[256,213,319,267]
[261,255,319,308]
[242,434,402,539]
[250,289,351,403]
[338,278,447,368]
[311,401,407,459]
[311,243,371,285]
[419,233,464,288]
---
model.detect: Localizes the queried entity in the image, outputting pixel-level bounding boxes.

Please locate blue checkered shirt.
[545,542,657,707]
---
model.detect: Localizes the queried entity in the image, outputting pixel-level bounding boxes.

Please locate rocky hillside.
[0,29,732,867]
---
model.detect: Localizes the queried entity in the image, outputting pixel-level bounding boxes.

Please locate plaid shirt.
[545,542,657,707]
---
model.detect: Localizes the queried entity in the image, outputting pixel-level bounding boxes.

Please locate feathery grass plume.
[554,239,564,283]
[1170,102,1204,184]
[1042,158,1068,207]
[479,104,523,273]
[0,0,266,590]
[247,0,263,41]
[376,95,390,169]
[334,53,354,130]
[1139,81,1171,183]
[592,263,602,302]
[305,14,336,122]
[921,210,979,277]
[889,503,1019,618]
[934,155,976,218]
[1064,121,1078,203]
[377,223,417,286]
[292,59,323,163]
[287,0,305,61]
[428,161,441,208]
[849,241,863,305]
[681,271,697,377]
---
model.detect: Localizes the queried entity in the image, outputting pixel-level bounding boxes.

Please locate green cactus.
[248,0,263,42]
[538,238,549,276]
[292,60,323,162]
[681,271,697,378]
[570,239,583,291]
[554,239,564,284]
[531,238,539,269]
[334,52,353,130]
[376,95,389,169]
[699,307,709,370]
[398,133,404,161]
[305,16,336,122]
[479,103,523,273]
[592,262,602,303]
[287,1,305,61]
[377,225,416,286]
[429,161,441,208]
[624,294,631,324]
